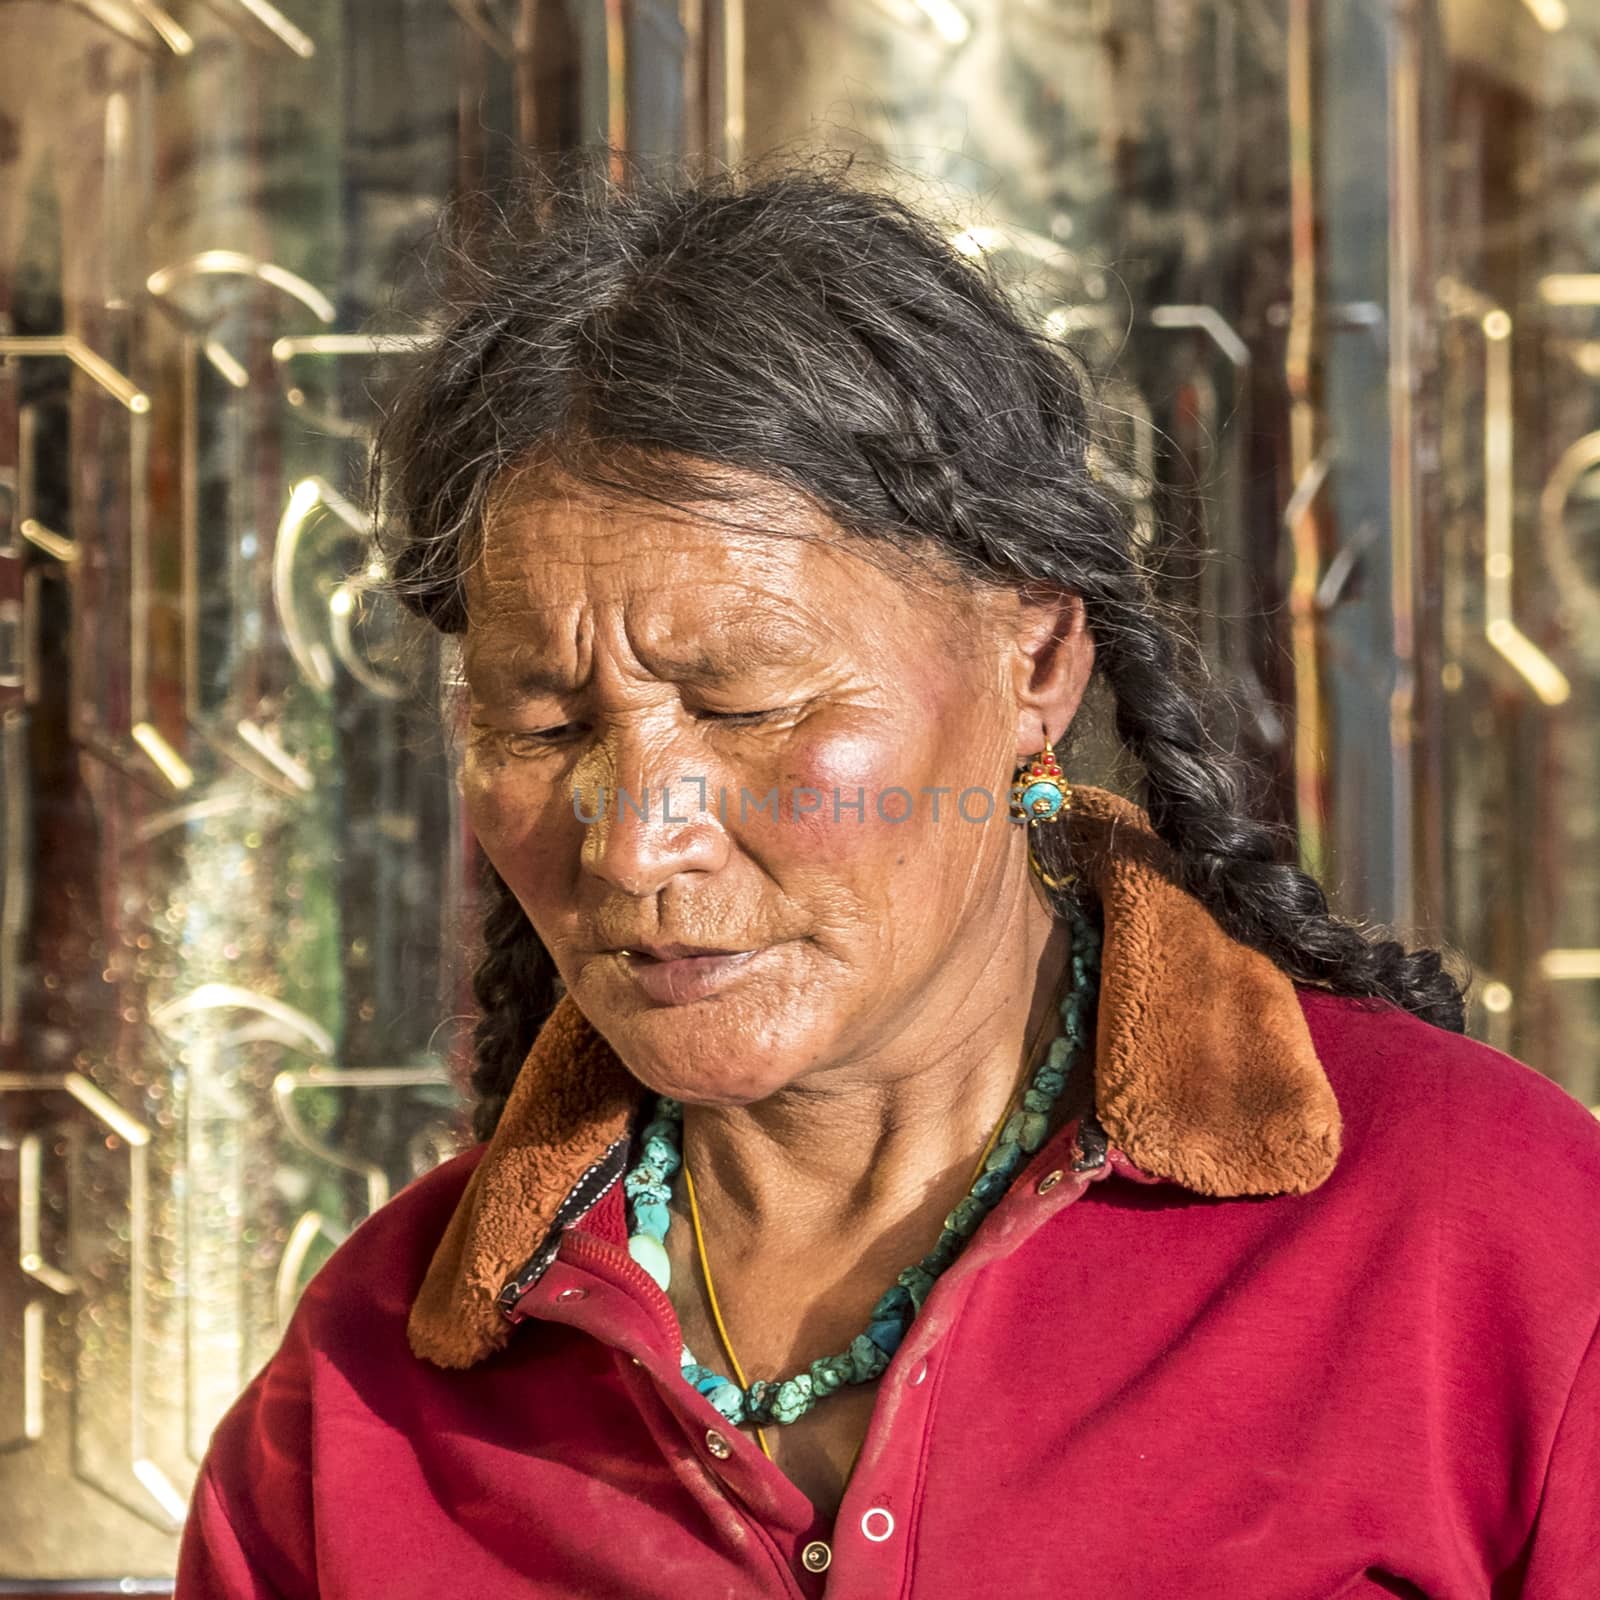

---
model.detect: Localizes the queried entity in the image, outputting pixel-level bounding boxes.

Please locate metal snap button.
[705,1429,733,1460]
[862,1507,895,1542]
[907,1360,928,1387]
[1036,1169,1064,1195]
[801,1540,832,1573]
[556,1286,588,1302]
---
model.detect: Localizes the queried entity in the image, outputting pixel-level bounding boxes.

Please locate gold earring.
[1008,731,1075,891]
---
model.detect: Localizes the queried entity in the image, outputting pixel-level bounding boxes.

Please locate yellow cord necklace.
[681,994,1061,1466]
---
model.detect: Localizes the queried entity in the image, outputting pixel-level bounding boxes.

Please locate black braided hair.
[470,861,563,1143]
[375,153,1467,1138]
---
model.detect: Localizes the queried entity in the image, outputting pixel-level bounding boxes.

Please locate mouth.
[615,941,752,963]
[605,942,772,1005]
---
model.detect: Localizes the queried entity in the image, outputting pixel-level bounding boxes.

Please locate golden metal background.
[2,0,1597,1586]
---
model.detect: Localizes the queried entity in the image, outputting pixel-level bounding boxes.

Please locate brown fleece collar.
[409,785,1342,1369]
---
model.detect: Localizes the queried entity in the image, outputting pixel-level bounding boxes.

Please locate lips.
[618,941,749,962]
[608,943,771,1006]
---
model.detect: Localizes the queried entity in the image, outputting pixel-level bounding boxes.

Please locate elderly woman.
[177,168,1600,1598]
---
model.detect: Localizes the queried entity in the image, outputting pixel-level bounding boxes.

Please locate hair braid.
[469,862,564,1143]
[1082,580,1467,1031]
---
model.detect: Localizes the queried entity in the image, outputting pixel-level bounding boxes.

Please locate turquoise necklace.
[622,899,1103,1431]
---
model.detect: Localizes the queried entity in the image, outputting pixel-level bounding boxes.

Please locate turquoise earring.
[1009,732,1069,824]
[1009,731,1075,889]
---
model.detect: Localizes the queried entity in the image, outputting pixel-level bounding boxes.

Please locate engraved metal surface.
[4,0,1600,1588]
[0,0,708,1579]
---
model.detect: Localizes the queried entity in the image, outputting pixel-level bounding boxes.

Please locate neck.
[677,886,1075,1255]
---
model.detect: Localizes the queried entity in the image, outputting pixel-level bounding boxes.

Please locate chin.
[577,979,827,1107]
[634,1063,797,1109]
[623,1040,816,1109]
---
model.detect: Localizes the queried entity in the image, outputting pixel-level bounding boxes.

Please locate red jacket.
[176,791,1600,1597]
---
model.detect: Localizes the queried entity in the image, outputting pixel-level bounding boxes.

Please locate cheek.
[462,755,574,901]
[766,720,1002,884]
[460,750,528,848]
[784,731,909,836]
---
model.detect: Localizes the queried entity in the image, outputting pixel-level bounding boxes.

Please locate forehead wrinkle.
[619,574,838,681]
[465,578,825,699]
[463,612,591,699]
[469,481,982,695]
[477,523,846,665]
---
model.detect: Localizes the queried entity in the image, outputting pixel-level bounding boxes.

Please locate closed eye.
[473,723,584,755]
[471,701,808,751]
[695,706,791,726]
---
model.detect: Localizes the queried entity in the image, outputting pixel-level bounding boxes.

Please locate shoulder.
[1296,987,1600,1182]
[185,1145,491,1590]
[1296,987,1600,1308]
[227,1142,488,1408]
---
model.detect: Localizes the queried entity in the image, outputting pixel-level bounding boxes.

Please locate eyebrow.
[466,619,820,700]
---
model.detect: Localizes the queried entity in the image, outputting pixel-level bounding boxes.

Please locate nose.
[574,728,727,897]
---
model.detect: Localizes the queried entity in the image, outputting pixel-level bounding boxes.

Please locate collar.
[408,785,1342,1370]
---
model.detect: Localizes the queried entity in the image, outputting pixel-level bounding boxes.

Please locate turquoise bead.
[707,1382,745,1421]
[847,1334,889,1382]
[808,1358,845,1397]
[627,1231,672,1292]
[747,1380,778,1422]
[873,1285,913,1320]
[984,1141,1023,1176]
[1017,779,1064,819]
[973,1170,1009,1204]
[771,1375,814,1423]
[866,1318,905,1356]
[618,903,1105,1435]
[897,1265,935,1310]
[945,1195,985,1237]
[643,1135,679,1171]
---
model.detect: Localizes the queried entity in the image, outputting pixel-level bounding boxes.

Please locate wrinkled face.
[460,472,1038,1105]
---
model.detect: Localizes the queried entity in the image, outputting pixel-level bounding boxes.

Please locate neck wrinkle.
[673,912,1075,1252]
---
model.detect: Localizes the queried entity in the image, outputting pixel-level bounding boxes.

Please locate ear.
[1009,586,1095,758]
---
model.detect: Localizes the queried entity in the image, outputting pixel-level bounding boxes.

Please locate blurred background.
[1,0,1598,1587]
